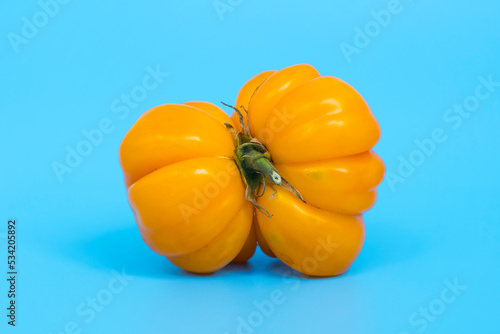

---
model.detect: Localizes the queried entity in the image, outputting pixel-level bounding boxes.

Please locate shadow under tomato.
[267,261,339,280]
[265,220,429,278]
[60,223,263,279]
[177,262,254,278]
[347,220,429,276]
[59,218,426,279]
[58,224,173,278]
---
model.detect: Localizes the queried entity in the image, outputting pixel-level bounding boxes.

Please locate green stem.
[223,102,304,217]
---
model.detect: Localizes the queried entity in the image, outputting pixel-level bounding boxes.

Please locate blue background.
[1,0,499,333]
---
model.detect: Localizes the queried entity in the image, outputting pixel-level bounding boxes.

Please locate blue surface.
[1,0,499,333]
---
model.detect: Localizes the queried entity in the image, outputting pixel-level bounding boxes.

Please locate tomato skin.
[120,64,384,276]
[233,64,384,276]
[184,101,236,127]
[246,64,321,138]
[254,216,276,258]
[232,70,276,131]
[263,75,381,163]
[275,151,385,215]
[120,103,255,273]
[168,202,253,273]
[256,187,365,277]
[232,221,257,263]
[119,104,234,188]
[127,156,245,256]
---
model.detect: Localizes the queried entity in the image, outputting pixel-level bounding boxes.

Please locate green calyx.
[222,102,304,217]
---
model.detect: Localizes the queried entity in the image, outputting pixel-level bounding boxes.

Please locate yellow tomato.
[119,64,384,276]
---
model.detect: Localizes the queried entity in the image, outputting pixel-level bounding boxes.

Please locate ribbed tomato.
[119,64,385,276]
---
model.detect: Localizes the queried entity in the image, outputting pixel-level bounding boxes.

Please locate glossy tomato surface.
[120,64,385,276]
